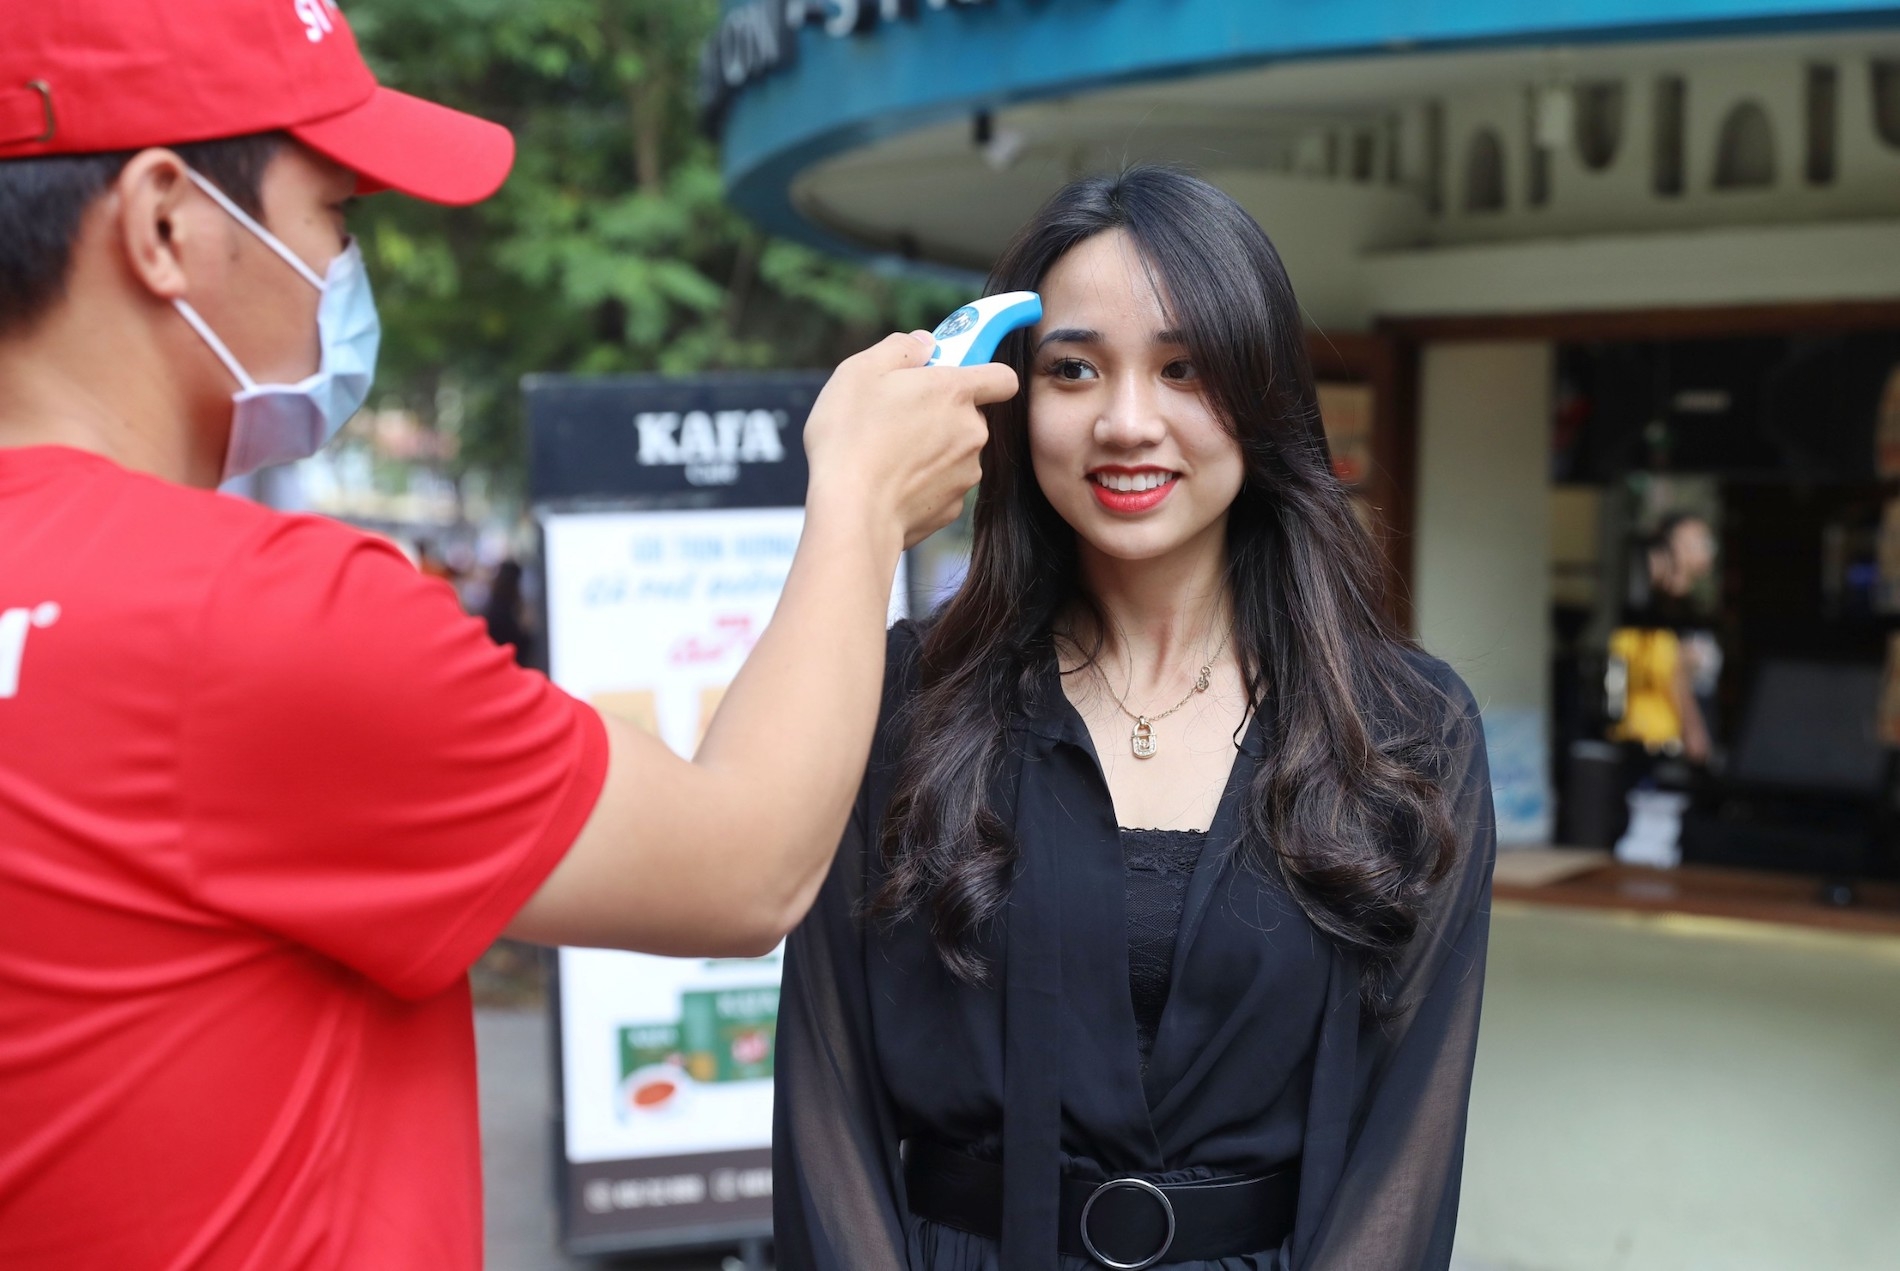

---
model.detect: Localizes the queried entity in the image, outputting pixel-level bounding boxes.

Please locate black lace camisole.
[1119,826,1207,1071]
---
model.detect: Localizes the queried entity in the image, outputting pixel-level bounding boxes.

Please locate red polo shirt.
[0,446,608,1268]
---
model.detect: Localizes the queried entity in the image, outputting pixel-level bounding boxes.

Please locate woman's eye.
[1162,359,1200,382]
[1046,358,1097,382]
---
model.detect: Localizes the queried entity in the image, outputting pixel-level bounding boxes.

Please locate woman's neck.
[1069,523,1232,682]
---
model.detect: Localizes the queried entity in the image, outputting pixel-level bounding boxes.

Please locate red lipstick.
[1088,467,1178,514]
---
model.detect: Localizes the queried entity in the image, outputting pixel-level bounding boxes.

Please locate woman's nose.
[1094,376,1165,449]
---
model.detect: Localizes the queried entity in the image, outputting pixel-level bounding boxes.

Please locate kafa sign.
[634,408,788,487]
[526,372,823,509]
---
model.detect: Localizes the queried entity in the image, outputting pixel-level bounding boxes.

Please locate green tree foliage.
[344,0,967,485]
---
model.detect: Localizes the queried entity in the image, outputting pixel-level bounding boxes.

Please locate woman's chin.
[1068,520,1217,567]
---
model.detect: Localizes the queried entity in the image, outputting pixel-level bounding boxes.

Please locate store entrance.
[1546,326,1900,885]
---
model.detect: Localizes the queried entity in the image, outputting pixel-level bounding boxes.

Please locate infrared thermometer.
[923,291,1042,367]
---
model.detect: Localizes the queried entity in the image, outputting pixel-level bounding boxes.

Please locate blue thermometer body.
[923,291,1042,367]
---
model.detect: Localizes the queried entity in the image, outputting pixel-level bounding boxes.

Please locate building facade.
[713,0,1900,839]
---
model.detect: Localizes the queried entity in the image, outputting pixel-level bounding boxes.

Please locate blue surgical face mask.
[171,167,381,482]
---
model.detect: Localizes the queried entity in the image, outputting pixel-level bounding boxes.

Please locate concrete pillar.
[1413,340,1553,842]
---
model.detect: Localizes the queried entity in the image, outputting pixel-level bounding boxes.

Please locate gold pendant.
[1131,717,1157,759]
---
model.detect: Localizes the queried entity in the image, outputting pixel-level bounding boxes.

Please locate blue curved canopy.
[717,0,1898,255]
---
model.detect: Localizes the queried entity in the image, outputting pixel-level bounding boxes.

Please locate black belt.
[904,1139,1298,1270]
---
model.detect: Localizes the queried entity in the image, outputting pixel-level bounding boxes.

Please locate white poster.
[543,508,902,1167]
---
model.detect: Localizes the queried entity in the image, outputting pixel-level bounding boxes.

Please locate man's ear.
[112,149,201,304]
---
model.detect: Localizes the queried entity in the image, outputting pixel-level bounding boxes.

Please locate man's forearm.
[690,486,904,932]
[505,497,905,957]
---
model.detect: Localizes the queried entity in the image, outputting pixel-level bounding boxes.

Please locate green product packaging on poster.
[617,1023,682,1080]
[680,986,779,1083]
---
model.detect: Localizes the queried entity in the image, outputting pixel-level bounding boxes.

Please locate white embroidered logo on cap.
[294,0,340,43]
[0,602,59,701]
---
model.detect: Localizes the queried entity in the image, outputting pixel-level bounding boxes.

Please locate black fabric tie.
[1000,734,1063,1270]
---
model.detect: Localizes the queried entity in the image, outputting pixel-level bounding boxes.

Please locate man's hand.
[803,331,1019,549]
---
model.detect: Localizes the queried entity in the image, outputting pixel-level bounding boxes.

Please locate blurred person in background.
[482,557,535,667]
[1608,512,1721,766]
[414,534,458,587]
[773,167,1496,1271]
[1602,511,1720,864]
[0,2,1015,1266]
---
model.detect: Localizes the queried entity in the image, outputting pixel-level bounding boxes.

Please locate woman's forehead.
[1039,230,1176,336]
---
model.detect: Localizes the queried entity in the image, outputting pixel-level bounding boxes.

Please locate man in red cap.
[0,2,1014,1266]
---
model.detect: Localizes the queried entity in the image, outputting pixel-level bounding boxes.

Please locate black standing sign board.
[527,372,828,1260]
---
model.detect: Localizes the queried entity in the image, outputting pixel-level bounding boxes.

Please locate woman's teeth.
[1092,471,1175,492]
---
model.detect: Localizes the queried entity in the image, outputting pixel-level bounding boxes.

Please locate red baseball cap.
[0,0,513,205]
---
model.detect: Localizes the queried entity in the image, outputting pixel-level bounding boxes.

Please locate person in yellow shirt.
[1608,513,1717,764]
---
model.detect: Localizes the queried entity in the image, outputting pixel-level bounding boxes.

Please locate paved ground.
[477,1006,756,1271]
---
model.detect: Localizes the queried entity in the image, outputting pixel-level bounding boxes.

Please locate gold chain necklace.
[1099,629,1230,759]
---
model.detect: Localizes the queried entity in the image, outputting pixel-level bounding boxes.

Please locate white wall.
[1413,341,1553,841]
[1456,906,1900,1271]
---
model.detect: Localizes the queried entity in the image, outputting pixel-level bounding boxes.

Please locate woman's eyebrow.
[1155,328,1187,345]
[1036,327,1100,350]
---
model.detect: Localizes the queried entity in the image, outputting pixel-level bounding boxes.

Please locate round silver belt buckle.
[1079,1176,1177,1270]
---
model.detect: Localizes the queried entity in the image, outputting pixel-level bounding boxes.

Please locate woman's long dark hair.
[874,167,1458,1013]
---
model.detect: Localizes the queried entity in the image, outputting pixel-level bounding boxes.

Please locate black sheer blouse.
[774,623,1497,1270]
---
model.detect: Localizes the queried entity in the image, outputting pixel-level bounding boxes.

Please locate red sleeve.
[180,515,608,999]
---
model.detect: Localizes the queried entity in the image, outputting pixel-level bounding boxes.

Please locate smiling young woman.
[773,167,1498,1271]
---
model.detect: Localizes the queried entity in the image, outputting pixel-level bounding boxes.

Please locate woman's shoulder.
[1389,643,1483,744]
[1395,645,1477,710]
[886,615,923,655]
[865,620,929,773]
[882,618,927,703]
